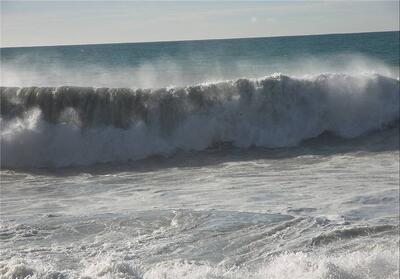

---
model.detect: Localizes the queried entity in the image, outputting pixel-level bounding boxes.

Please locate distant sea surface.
[1,31,399,278]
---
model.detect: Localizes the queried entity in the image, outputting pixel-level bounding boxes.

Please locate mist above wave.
[1,53,398,89]
[1,73,399,168]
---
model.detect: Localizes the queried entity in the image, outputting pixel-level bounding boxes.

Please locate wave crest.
[1,73,399,167]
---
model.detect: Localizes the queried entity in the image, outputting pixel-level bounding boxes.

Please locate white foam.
[1,247,398,279]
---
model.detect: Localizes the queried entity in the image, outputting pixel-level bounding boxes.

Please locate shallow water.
[1,128,399,278]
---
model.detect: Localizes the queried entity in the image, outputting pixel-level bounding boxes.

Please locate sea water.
[0,31,399,278]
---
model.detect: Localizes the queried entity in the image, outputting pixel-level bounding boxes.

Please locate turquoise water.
[1,31,399,87]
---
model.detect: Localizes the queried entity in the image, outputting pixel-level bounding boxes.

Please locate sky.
[1,1,399,47]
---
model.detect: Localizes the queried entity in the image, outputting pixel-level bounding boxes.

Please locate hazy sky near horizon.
[1,1,399,47]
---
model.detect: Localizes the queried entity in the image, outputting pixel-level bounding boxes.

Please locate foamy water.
[1,140,399,278]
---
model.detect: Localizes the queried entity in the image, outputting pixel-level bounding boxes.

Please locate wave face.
[1,73,399,168]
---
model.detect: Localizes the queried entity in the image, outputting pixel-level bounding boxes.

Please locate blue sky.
[1,1,399,47]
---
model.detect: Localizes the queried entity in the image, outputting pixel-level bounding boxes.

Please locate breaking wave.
[1,247,398,278]
[1,73,399,168]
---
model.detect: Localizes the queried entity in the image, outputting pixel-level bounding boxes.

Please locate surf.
[1,73,399,168]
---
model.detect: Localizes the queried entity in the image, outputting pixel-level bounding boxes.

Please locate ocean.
[0,31,399,278]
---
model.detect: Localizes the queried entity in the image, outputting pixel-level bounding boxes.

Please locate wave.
[1,73,399,168]
[2,247,399,278]
[310,225,399,246]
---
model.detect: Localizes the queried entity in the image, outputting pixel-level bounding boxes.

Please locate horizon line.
[1,30,399,49]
